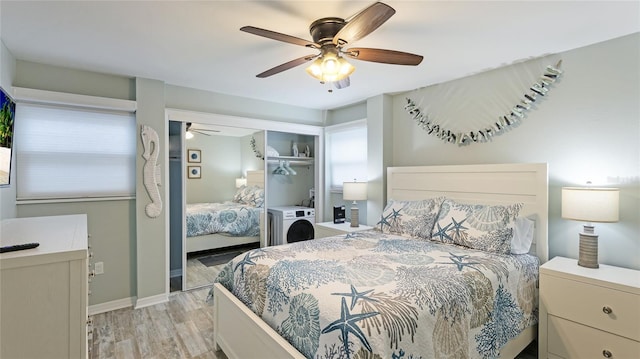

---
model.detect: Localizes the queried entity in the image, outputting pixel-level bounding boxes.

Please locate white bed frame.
[213,163,548,359]
[186,170,265,253]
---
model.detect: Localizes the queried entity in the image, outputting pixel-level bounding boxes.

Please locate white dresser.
[1,214,89,359]
[539,256,640,359]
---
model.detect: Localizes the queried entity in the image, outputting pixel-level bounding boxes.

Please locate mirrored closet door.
[169,121,266,291]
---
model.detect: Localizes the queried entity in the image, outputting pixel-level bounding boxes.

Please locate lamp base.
[578,225,599,268]
[350,205,359,227]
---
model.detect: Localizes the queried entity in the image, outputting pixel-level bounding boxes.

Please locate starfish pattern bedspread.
[213,230,538,359]
[186,201,261,237]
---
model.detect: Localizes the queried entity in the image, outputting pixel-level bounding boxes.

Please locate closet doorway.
[166,109,324,292]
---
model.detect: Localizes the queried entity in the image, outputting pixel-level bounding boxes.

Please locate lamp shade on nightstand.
[561,187,619,223]
[343,182,368,202]
[561,187,619,268]
[235,178,247,188]
[343,181,367,228]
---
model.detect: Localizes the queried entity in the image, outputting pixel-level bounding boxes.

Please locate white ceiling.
[1,1,638,110]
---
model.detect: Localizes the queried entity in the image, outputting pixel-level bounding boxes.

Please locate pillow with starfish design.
[431,199,523,254]
[376,197,444,239]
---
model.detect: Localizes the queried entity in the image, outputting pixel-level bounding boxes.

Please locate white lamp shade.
[562,187,619,222]
[343,182,367,201]
[235,178,247,188]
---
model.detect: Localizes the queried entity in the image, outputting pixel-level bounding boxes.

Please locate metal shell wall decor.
[250,136,264,160]
[405,60,563,146]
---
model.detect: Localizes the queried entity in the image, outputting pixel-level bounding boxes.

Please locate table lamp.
[343,181,367,227]
[561,187,619,268]
[235,177,247,188]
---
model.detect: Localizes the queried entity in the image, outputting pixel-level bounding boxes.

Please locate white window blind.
[15,103,136,200]
[326,120,367,190]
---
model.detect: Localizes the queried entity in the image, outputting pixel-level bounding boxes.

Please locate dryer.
[267,206,315,246]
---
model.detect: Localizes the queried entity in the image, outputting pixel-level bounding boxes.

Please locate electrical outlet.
[94,262,104,275]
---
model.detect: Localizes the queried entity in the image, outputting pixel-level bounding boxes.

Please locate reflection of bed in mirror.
[185,170,264,253]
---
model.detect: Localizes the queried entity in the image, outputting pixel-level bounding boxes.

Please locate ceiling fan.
[240,1,423,89]
[185,122,220,139]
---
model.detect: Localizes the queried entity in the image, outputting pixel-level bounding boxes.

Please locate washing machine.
[267,206,315,246]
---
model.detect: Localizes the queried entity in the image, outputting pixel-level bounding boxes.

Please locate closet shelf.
[267,156,314,166]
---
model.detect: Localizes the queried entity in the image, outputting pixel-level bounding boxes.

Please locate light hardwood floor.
[90,286,537,359]
[90,286,228,359]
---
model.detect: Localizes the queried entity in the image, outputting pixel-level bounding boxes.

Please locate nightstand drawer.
[315,226,345,239]
[548,315,640,359]
[541,274,640,340]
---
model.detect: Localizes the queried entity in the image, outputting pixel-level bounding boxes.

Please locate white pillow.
[511,217,535,254]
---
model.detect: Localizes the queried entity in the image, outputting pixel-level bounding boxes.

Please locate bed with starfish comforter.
[213,229,539,359]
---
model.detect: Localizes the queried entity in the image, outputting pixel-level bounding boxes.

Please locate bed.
[212,163,549,359]
[185,170,264,253]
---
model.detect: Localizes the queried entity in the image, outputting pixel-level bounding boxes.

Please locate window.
[325,120,367,190]
[15,103,136,200]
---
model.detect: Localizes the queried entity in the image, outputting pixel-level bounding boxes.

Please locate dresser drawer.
[548,315,640,359]
[541,274,640,340]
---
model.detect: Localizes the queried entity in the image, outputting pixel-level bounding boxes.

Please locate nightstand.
[315,221,374,239]
[539,256,640,359]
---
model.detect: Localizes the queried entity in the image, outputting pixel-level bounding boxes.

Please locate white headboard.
[246,170,264,188]
[387,163,548,263]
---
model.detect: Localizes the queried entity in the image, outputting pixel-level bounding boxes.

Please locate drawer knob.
[602,306,613,314]
[602,349,612,358]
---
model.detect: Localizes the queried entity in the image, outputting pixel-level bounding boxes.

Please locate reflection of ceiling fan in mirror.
[185,122,220,139]
[240,1,423,90]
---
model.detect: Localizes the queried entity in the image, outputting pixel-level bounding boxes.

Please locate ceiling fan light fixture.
[305,52,355,82]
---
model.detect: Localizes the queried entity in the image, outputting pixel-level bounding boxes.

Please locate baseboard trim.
[135,293,169,309]
[89,296,135,315]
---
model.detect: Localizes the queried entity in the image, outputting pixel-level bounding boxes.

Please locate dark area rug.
[197,251,243,267]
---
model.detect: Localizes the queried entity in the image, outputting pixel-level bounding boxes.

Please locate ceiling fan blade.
[334,77,350,89]
[256,54,318,78]
[241,26,319,49]
[344,47,423,65]
[192,130,212,136]
[333,2,395,46]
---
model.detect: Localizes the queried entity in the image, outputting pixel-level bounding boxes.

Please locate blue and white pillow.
[233,185,254,204]
[376,198,444,239]
[250,187,265,208]
[431,199,523,254]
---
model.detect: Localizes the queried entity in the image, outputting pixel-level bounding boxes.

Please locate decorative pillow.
[511,217,535,254]
[376,198,444,239]
[233,185,254,204]
[250,187,265,208]
[432,199,523,254]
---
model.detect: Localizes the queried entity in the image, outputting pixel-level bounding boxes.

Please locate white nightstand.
[315,221,374,239]
[539,256,640,359]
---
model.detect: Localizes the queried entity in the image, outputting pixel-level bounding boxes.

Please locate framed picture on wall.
[188,166,201,179]
[187,149,201,163]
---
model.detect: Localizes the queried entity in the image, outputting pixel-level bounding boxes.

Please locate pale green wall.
[366,94,393,227]
[165,85,324,125]
[391,34,640,270]
[11,61,136,306]
[240,130,265,176]
[16,200,136,303]
[6,60,327,306]
[185,134,242,204]
[135,77,166,301]
[322,102,369,224]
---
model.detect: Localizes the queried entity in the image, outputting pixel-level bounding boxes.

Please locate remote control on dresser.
[0,242,40,253]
